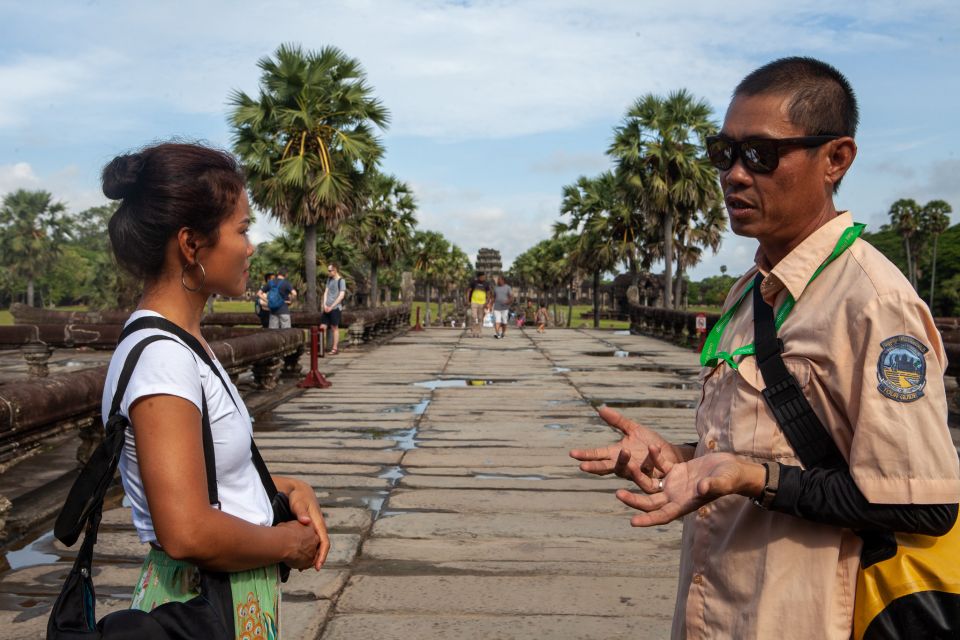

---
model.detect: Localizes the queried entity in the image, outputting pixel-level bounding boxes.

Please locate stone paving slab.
[336,575,677,616]
[321,613,672,640]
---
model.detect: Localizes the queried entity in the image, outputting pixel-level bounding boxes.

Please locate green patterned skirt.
[130,547,282,640]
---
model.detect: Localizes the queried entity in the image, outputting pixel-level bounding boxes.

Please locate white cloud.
[0,162,107,212]
[0,162,41,192]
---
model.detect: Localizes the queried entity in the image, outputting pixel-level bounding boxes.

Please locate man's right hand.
[569,406,692,483]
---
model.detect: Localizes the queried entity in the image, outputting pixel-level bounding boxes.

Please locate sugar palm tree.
[609,90,721,308]
[558,174,620,327]
[888,198,922,289]
[351,172,417,307]
[411,230,449,324]
[0,189,71,307]
[923,199,952,308]
[230,43,389,312]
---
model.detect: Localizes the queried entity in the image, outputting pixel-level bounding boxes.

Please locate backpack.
[266,280,284,312]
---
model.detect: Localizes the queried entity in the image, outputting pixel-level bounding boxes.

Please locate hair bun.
[101,153,145,200]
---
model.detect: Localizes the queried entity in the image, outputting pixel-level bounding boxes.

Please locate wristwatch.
[753,461,780,510]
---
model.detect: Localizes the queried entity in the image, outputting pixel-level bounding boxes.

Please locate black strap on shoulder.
[122,315,277,501]
[752,274,847,470]
[119,315,241,413]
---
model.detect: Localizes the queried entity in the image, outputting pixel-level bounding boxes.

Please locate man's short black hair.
[735,57,859,139]
[263,273,274,282]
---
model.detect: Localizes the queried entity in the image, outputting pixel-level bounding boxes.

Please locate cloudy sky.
[1,0,958,278]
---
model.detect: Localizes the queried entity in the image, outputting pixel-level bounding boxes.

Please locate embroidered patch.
[877,335,927,403]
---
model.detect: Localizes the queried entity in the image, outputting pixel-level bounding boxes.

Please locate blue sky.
[1,0,958,279]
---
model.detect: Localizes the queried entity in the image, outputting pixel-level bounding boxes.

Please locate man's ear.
[825,137,857,190]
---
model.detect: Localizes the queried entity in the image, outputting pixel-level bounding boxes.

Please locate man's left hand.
[615,445,764,527]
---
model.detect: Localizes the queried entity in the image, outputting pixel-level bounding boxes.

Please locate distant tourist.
[466,271,492,338]
[492,275,513,339]
[535,303,548,333]
[322,263,347,355]
[265,268,296,329]
[98,142,329,632]
[570,57,959,639]
[254,272,274,328]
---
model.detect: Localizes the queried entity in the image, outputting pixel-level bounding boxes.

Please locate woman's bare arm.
[130,394,320,572]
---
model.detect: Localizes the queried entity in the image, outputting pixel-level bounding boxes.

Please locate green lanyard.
[700,223,866,370]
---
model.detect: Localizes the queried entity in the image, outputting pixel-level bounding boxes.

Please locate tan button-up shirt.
[675,212,960,639]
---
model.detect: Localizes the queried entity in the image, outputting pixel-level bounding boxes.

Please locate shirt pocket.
[729,355,812,461]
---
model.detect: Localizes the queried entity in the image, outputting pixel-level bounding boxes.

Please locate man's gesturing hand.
[569,406,690,480]
[616,445,763,527]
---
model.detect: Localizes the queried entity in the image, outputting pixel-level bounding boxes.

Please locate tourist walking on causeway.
[322,263,347,355]
[99,143,329,635]
[535,303,548,334]
[492,275,513,339]
[571,57,960,639]
[466,271,492,338]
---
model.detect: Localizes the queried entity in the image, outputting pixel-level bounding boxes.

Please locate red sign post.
[695,313,708,351]
[298,325,332,388]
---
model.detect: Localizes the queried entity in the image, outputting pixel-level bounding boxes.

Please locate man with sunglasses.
[571,57,958,639]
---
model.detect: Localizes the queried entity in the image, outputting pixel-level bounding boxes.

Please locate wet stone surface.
[2,327,700,639]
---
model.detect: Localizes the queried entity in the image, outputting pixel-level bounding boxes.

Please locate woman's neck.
[137,277,208,337]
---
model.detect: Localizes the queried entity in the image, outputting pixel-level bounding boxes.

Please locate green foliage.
[230,43,389,311]
[0,189,71,306]
[687,274,738,307]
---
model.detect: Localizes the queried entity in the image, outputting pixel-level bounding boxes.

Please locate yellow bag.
[854,512,960,639]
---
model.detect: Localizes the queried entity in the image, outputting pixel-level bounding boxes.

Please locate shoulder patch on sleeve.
[877,335,928,403]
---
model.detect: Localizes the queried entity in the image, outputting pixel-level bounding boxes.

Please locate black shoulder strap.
[120,315,240,413]
[121,315,278,500]
[55,333,219,547]
[752,274,847,470]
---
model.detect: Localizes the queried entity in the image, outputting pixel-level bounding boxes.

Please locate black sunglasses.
[705,134,840,173]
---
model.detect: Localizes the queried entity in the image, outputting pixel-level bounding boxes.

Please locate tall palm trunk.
[903,236,915,290]
[369,263,379,308]
[674,261,684,309]
[424,285,432,325]
[662,209,674,308]
[592,269,600,329]
[27,277,35,307]
[304,223,318,312]
[929,235,940,309]
[566,280,574,327]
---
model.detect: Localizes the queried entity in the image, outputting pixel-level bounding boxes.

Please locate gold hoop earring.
[181,262,206,293]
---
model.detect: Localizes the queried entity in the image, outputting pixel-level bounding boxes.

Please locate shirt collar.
[754,211,853,305]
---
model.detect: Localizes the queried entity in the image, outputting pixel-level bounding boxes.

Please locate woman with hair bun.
[100,142,329,637]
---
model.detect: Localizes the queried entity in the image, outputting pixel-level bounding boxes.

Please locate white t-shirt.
[102,310,273,543]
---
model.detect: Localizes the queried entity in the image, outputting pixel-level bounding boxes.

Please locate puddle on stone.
[474,473,546,480]
[4,530,59,571]
[614,330,632,336]
[391,428,419,450]
[412,378,516,389]
[553,367,571,373]
[361,494,387,513]
[585,350,640,358]
[653,382,697,390]
[378,465,406,483]
[544,423,573,430]
[590,398,697,409]
[379,399,431,415]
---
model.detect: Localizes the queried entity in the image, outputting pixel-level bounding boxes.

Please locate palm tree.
[888,198,922,289]
[609,90,721,309]
[672,203,727,307]
[0,189,71,307]
[230,43,389,312]
[351,172,417,307]
[923,199,952,308]
[411,230,449,324]
[558,174,620,327]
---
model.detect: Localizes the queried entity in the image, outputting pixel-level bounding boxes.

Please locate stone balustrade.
[0,328,307,468]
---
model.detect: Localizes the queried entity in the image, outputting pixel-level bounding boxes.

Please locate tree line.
[509,90,726,327]
[0,43,473,312]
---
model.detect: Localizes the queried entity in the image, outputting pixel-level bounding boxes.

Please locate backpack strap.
[55,332,219,546]
[120,315,279,503]
[119,315,241,413]
[752,273,847,470]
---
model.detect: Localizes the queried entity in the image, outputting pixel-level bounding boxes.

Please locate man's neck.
[758,205,840,268]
